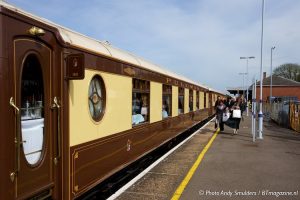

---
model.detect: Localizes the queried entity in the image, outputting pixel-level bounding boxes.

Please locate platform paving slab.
[116,121,216,200]
[181,115,300,200]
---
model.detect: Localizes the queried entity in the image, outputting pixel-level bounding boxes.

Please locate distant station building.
[255,72,300,102]
[226,86,245,96]
[227,72,300,102]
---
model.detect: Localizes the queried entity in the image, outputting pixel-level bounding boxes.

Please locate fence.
[262,101,300,133]
[290,103,300,133]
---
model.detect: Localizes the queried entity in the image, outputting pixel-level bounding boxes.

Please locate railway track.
[77,116,214,200]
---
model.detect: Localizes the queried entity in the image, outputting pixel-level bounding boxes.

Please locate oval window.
[88,75,106,122]
[20,54,45,166]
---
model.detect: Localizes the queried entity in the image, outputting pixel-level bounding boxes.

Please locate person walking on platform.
[215,100,226,131]
[214,96,221,110]
[222,97,228,107]
[214,96,221,129]
[227,96,234,108]
[230,97,242,134]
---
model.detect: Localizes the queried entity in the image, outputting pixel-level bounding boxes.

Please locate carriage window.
[132,79,150,125]
[21,54,44,165]
[178,87,184,114]
[196,91,199,110]
[189,89,193,112]
[88,75,106,122]
[162,85,172,119]
[204,92,207,108]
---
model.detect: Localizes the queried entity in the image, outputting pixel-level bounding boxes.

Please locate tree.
[273,63,300,82]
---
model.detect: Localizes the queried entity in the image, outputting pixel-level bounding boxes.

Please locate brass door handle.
[51,96,60,109]
[9,97,19,113]
[9,97,21,181]
[51,97,61,165]
[10,172,16,182]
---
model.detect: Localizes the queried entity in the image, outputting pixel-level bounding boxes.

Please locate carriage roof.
[1,1,209,90]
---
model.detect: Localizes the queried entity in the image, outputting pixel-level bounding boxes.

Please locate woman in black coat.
[215,100,226,131]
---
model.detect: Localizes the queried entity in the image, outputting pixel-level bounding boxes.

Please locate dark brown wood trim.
[62,51,71,200]
[91,52,207,91]
[69,110,210,198]
[0,13,15,199]
[20,182,54,200]
[0,10,66,199]
[0,5,66,47]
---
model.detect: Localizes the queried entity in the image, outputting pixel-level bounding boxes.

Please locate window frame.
[132,78,150,126]
[20,54,45,166]
[178,87,185,115]
[189,89,193,112]
[162,84,172,119]
[88,74,106,122]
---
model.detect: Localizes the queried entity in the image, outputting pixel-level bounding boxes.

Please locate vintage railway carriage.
[0,2,221,199]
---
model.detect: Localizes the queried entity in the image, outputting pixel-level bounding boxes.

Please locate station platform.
[179,115,300,200]
[114,115,300,200]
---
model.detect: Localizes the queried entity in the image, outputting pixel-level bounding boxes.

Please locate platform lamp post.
[258,0,265,140]
[240,56,255,116]
[238,72,247,98]
[239,72,247,107]
[270,46,275,105]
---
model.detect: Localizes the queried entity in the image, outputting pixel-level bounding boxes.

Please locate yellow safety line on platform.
[171,129,220,200]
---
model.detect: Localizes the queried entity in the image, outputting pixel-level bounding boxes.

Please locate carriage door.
[10,39,59,199]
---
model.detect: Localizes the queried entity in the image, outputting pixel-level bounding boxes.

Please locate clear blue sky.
[6,0,300,93]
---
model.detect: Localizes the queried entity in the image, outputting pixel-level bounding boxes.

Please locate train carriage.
[0,2,223,199]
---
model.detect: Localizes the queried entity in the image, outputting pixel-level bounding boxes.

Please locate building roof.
[1,1,210,90]
[226,86,248,95]
[256,75,300,86]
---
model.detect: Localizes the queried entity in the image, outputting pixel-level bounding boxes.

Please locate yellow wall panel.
[199,92,201,109]
[200,91,204,109]
[69,70,132,146]
[184,88,189,114]
[150,82,162,123]
[193,90,196,111]
[172,86,178,117]
[206,93,210,108]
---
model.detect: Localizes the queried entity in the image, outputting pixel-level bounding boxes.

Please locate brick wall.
[255,86,300,102]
